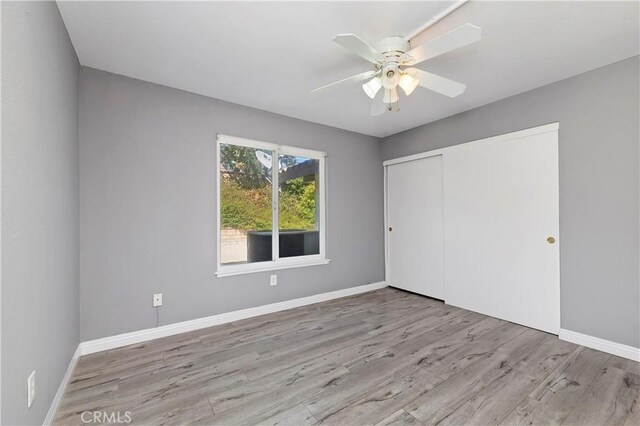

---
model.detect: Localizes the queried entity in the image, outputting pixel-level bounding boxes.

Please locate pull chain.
[385,93,400,113]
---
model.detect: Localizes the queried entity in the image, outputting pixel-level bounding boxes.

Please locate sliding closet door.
[387,156,444,299]
[443,129,559,333]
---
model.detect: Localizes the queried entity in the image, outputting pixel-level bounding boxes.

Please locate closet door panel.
[443,130,559,333]
[387,155,444,299]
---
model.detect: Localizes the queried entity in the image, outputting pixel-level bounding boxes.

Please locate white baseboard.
[79,281,387,356]
[43,345,81,425]
[559,328,640,362]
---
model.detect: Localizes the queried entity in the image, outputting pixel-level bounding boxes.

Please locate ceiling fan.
[311,23,482,116]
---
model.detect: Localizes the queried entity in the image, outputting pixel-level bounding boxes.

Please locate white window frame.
[216,134,329,277]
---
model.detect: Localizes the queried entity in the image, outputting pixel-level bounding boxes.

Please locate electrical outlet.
[27,370,35,408]
[153,293,163,307]
[270,275,277,286]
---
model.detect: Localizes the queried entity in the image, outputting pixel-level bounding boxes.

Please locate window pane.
[278,154,320,258]
[219,143,273,265]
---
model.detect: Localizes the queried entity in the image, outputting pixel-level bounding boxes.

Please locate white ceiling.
[57,1,639,138]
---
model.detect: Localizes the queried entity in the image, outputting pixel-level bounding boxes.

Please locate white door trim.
[383,123,560,283]
[383,122,559,167]
[383,122,561,332]
[383,123,560,284]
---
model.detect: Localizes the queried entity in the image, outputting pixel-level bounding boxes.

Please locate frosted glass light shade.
[362,77,383,99]
[399,73,420,96]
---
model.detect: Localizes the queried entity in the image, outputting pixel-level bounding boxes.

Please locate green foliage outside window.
[220,179,273,230]
[279,177,317,229]
[219,142,317,231]
[220,178,316,231]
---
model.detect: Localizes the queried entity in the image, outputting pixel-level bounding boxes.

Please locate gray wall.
[79,67,384,341]
[1,2,80,424]
[381,56,640,349]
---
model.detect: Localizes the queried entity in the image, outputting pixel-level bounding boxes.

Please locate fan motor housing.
[375,36,410,56]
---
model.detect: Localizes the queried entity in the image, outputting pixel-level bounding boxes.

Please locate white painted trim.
[560,329,640,362]
[384,123,561,331]
[43,345,81,426]
[318,155,327,259]
[271,142,279,262]
[216,134,328,277]
[215,257,330,277]
[382,122,559,166]
[383,125,560,284]
[216,137,222,270]
[216,134,278,151]
[383,166,389,285]
[217,134,327,158]
[79,282,387,356]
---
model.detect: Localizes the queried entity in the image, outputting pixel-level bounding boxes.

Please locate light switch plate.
[27,370,36,408]
[153,293,163,307]
[270,275,277,286]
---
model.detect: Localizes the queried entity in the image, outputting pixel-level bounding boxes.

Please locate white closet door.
[443,129,560,333]
[387,155,444,299]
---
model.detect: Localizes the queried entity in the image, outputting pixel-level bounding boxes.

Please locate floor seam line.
[301,401,320,423]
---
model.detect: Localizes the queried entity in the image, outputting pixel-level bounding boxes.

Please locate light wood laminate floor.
[55,288,639,425]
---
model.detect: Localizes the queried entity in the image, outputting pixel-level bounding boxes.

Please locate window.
[216,134,328,276]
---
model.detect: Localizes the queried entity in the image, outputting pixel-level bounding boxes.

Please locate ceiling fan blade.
[311,70,377,93]
[407,68,467,97]
[403,23,481,65]
[333,34,383,64]
[370,88,387,116]
[311,71,378,93]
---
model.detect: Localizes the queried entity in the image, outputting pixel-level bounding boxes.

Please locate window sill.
[216,258,330,278]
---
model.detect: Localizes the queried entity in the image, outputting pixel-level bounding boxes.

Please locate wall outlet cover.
[270,275,277,286]
[153,293,163,307]
[27,370,36,408]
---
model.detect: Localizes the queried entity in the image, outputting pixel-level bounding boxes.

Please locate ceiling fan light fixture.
[313,23,481,113]
[362,77,383,99]
[399,73,420,96]
[383,87,398,104]
[381,67,400,89]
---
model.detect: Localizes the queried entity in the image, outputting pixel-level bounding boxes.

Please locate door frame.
[383,122,560,318]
